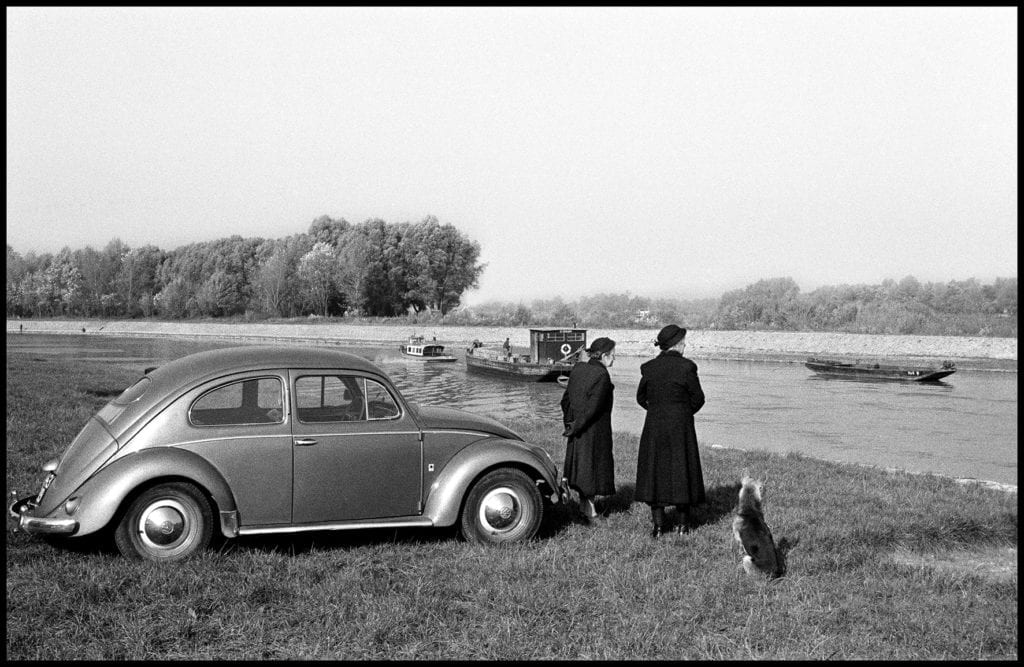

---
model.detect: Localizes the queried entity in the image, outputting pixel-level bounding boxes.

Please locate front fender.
[60,447,237,537]
[423,438,560,527]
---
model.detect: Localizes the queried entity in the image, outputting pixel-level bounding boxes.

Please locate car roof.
[97,346,391,436]
[148,345,385,386]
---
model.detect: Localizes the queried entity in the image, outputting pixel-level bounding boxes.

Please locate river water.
[7,334,1017,487]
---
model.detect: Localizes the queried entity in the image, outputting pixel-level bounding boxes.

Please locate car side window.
[296,375,363,423]
[295,375,400,422]
[189,377,284,426]
[365,378,400,420]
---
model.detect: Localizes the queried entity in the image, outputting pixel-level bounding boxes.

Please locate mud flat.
[7,319,1017,371]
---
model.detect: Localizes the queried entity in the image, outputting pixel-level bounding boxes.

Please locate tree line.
[711,276,1017,336]
[452,277,1016,337]
[6,219,1017,337]
[6,216,484,319]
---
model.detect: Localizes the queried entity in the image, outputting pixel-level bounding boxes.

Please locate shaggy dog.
[732,476,798,579]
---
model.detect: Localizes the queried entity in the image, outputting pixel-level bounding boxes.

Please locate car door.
[171,372,294,526]
[289,370,422,523]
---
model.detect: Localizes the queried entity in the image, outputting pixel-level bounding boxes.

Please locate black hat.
[587,337,616,356]
[655,324,686,350]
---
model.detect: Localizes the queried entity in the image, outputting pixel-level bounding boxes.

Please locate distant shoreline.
[7,318,1017,372]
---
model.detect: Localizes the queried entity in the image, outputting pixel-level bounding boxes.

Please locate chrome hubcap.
[478,486,522,534]
[139,499,189,549]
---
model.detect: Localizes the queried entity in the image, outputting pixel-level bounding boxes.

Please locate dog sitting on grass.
[732,476,798,579]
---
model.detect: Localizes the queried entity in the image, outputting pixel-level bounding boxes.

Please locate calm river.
[7,334,1017,487]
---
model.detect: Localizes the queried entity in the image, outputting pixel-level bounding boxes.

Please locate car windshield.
[96,376,151,425]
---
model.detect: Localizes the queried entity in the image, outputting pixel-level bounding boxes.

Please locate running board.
[237,517,435,536]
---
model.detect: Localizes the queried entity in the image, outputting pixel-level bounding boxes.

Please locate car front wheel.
[114,482,213,561]
[460,468,543,545]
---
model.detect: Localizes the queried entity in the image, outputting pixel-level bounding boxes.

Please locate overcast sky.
[6,7,1018,304]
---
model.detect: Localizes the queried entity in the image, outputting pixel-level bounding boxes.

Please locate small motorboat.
[805,357,956,382]
[399,336,457,362]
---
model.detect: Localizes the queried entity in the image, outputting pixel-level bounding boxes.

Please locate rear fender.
[61,447,237,537]
[423,438,559,526]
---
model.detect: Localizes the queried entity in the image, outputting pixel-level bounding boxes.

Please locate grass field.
[5,352,1018,659]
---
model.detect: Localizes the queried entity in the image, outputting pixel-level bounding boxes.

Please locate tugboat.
[399,335,457,362]
[465,329,586,382]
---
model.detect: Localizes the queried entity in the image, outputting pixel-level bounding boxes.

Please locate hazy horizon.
[7,7,1017,306]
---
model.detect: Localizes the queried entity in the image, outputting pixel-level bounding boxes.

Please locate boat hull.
[400,350,457,362]
[805,358,955,382]
[465,354,572,382]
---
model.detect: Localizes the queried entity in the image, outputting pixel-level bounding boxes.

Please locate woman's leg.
[674,503,691,534]
[650,504,667,538]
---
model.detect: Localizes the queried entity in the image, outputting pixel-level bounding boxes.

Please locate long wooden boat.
[805,357,956,382]
[399,336,457,362]
[465,329,586,382]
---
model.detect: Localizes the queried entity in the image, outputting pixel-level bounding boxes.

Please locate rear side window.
[97,377,151,425]
[189,377,284,426]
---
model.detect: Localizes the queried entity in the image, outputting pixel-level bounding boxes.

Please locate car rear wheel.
[114,482,213,561]
[460,468,543,545]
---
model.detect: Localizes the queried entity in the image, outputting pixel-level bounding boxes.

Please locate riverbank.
[7,318,1017,371]
[6,353,1018,659]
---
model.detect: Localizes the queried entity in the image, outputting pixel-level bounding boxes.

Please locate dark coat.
[634,349,706,506]
[560,358,616,497]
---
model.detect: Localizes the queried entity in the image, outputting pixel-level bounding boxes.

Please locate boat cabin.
[402,335,450,358]
[529,329,587,365]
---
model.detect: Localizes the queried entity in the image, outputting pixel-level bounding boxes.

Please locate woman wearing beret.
[560,337,617,522]
[635,325,706,538]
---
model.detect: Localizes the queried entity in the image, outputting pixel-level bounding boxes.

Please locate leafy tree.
[195,269,244,317]
[356,220,406,316]
[154,277,192,318]
[118,245,166,317]
[308,216,351,248]
[6,246,29,316]
[297,242,345,317]
[251,236,309,317]
[405,217,486,315]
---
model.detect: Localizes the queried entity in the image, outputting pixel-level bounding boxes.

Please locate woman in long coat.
[560,337,617,520]
[635,324,706,538]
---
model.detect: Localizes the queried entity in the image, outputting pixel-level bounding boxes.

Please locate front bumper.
[9,495,78,536]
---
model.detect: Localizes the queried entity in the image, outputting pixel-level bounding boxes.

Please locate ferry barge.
[465,329,586,382]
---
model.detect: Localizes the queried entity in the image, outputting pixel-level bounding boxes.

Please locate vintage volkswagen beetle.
[10,346,565,561]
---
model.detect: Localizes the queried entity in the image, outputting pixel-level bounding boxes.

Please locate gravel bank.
[8,319,1016,370]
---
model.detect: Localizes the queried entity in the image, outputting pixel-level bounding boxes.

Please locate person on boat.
[502,337,511,359]
[559,336,617,523]
[635,325,706,539]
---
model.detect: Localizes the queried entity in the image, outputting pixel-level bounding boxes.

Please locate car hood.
[412,405,523,441]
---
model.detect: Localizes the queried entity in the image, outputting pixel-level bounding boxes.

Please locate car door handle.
[293,438,318,447]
